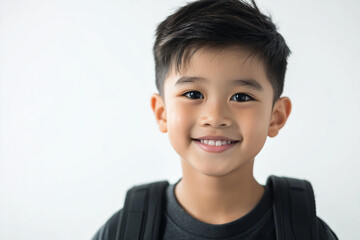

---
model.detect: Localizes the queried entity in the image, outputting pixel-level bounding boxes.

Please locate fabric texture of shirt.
[159,180,276,239]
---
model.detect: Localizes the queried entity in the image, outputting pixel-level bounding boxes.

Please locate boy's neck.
[174,158,265,225]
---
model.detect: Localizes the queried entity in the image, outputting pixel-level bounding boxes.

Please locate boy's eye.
[230,93,253,102]
[182,91,204,99]
[182,91,253,102]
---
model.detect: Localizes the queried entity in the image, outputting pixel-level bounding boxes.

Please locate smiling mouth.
[191,138,239,146]
[191,138,239,153]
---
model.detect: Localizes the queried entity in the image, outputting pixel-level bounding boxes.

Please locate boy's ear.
[268,97,292,137]
[150,93,167,133]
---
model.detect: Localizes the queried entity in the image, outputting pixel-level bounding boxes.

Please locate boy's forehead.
[165,46,268,87]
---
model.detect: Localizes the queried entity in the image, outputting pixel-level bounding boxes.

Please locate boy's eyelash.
[182,91,204,99]
[181,91,254,102]
[230,92,254,102]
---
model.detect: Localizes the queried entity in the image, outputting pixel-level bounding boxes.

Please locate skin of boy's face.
[151,46,291,178]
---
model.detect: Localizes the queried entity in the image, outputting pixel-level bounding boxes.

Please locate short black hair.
[153,0,291,105]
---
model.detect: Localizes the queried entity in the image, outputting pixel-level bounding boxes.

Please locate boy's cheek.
[241,123,268,157]
[166,106,197,141]
[239,110,269,144]
[168,105,194,128]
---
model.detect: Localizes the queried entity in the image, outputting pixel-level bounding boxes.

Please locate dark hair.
[153,0,291,105]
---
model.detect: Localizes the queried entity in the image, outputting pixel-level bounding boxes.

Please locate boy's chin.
[186,159,244,178]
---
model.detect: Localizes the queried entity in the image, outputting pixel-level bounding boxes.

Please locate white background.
[1,0,359,239]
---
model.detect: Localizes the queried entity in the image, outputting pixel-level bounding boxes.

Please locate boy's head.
[153,0,291,106]
[151,0,292,177]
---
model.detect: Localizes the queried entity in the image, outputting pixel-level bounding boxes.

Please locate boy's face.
[151,46,291,177]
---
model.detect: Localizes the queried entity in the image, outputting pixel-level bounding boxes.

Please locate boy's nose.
[198,102,232,128]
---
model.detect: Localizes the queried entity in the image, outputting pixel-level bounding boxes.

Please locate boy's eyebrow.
[174,76,263,92]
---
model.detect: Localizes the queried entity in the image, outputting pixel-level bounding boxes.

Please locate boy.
[93,0,338,239]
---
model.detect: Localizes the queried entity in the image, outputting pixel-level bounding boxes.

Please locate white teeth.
[200,139,234,146]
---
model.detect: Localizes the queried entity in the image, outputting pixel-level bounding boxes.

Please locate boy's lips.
[192,135,240,141]
[191,135,240,153]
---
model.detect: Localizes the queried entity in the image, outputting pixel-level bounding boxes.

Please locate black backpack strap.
[118,180,169,240]
[266,175,319,240]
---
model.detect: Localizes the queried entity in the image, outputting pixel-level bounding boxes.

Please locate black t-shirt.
[159,181,276,239]
[92,180,338,240]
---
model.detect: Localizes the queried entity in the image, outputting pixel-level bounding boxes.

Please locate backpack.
[117,175,319,240]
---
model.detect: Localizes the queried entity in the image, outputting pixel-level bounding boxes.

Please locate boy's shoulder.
[92,209,123,240]
[92,180,168,240]
[317,217,339,240]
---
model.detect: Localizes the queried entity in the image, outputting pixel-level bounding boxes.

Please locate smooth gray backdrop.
[1,0,359,239]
